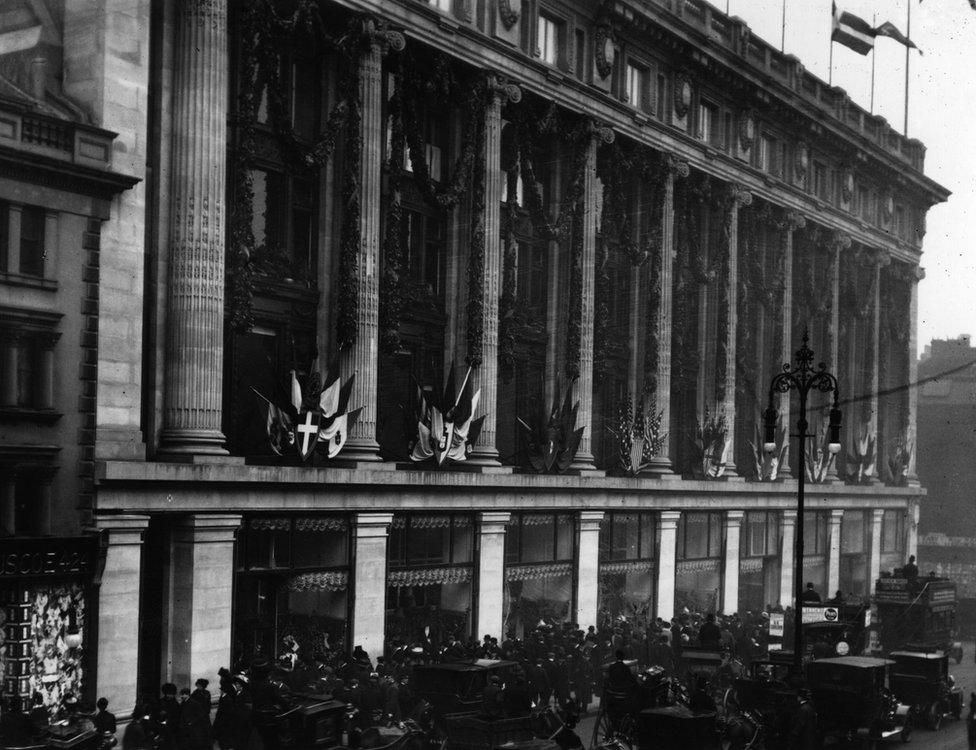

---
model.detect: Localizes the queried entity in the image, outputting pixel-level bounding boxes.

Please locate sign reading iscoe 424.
[0,536,98,579]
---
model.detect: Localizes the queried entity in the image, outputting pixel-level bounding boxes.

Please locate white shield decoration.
[295,410,321,461]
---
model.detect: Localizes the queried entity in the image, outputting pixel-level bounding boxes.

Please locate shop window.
[881,510,905,553]
[600,512,656,562]
[803,511,828,556]
[537,13,561,66]
[677,512,724,560]
[504,514,575,635]
[841,510,866,554]
[743,511,779,558]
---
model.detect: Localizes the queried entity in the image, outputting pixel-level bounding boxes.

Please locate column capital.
[781,509,797,523]
[588,120,615,146]
[659,510,681,529]
[359,17,406,53]
[829,508,845,523]
[479,511,511,533]
[174,513,242,543]
[354,512,394,538]
[725,510,745,526]
[915,266,926,282]
[89,514,150,545]
[786,211,807,231]
[579,510,605,530]
[871,507,885,523]
[729,184,753,206]
[486,73,522,104]
[829,230,852,252]
[666,154,691,178]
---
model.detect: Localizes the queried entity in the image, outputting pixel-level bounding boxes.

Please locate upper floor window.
[742,511,780,558]
[505,513,575,565]
[625,62,647,110]
[427,0,451,10]
[0,203,47,278]
[655,73,667,120]
[758,133,782,177]
[894,205,907,239]
[537,13,560,66]
[401,209,446,300]
[677,511,724,560]
[813,161,829,201]
[697,101,720,147]
[0,311,60,414]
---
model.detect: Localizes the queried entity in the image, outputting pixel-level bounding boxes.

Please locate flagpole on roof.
[903,0,911,134]
[870,13,876,113]
[780,0,786,51]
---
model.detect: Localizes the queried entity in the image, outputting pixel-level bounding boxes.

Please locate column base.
[569,450,600,474]
[466,445,503,467]
[339,438,383,463]
[158,428,228,457]
[563,467,606,478]
[329,459,397,471]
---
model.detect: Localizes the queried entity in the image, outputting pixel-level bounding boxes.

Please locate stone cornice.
[0,143,140,202]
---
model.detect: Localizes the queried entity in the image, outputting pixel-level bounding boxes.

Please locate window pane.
[639,514,655,559]
[521,515,556,563]
[0,201,8,272]
[19,206,44,277]
[539,16,557,65]
[291,59,319,140]
[505,521,520,565]
[246,525,290,569]
[683,513,709,559]
[709,513,723,557]
[842,511,865,554]
[16,343,35,407]
[803,511,820,555]
[556,514,574,561]
[452,518,473,564]
[293,525,348,568]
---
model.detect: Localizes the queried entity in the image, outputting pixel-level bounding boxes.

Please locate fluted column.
[825,232,849,483]
[160,0,229,455]
[722,511,744,614]
[576,511,604,629]
[779,510,796,608]
[339,23,405,463]
[906,267,924,485]
[476,512,511,639]
[468,76,520,467]
[570,123,614,471]
[648,157,688,474]
[778,213,804,479]
[656,510,680,621]
[719,186,752,478]
[827,509,844,597]
[864,250,889,484]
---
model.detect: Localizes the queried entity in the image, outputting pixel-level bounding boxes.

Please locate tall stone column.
[160,0,229,455]
[167,515,241,689]
[476,512,510,639]
[92,515,149,718]
[777,213,805,479]
[868,508,884,594]
[570,123,614,471]
[576,511,604,629]
[827,509,844,597]
[352,513,393,658]
[906,499,920,560]
[656,511,681,621]
[825,232,849,483]
[779,510,796,608]
[722,511,744,614]
[864,251,889,484]
[718,186,752,478]
[906,267,924,485]
[468,76,520,468]
[648,157,689,474]
[339,23,405,463]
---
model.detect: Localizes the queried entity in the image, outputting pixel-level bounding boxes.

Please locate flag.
[832,2,875,55]
[874,20,920,53]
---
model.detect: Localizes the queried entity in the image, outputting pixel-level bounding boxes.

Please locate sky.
[725,0,976,350]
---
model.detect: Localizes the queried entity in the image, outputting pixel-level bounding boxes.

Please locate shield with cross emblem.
[295,410,321,461]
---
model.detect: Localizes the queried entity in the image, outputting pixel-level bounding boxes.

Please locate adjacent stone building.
[0,0,949,717]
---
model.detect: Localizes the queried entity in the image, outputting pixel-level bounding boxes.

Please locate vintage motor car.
[889,649,963,730]
[635,705,722,750]
[805,656,912,743]
[411,660,520,718]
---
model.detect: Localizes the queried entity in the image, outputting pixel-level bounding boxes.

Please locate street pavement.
[574,640,976,749]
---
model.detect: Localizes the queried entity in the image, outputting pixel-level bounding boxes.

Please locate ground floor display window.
[234,516,349,665]
[386,514,474,647]
[840,510,868,596]
[598,512,656,626]
[675,512,723,614]
[739,511,781,613]
[0,535,97,722]
[504,514,575,637]
[802,557,827,596]
[802,511,829,598]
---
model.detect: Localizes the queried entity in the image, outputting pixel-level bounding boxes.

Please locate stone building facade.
[0,0,948,716]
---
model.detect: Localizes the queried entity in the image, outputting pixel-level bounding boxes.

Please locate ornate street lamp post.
[763,332,842,672]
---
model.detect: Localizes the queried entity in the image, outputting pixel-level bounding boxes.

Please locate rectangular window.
[744,511,778,558]
[759,133,781,176]
[656,73,666,120]
[19,206,45,277]
[574,29,586,79]
[678,512,723,560]
[402,210,445,299]
[803,511,827,556]
[538,14,559,66]
[697,101,719,145]
[626,63,646,109]
[881,510,905,553]
[15,341,37,407]
[813,162,828,200]
[841,510,866,554]
[290,58,320,140]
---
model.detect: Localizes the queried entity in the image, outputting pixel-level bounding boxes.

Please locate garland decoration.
[465,83,489,366]
[379,58,406,355]
[334,51,363,349]
[498,134,524,380]
[228,3,361,332]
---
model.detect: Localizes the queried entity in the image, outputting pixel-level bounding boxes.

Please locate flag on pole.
[875,20,920,53]
[832,2,875,55]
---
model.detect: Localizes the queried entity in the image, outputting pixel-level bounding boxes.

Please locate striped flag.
[832,2,875,55]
